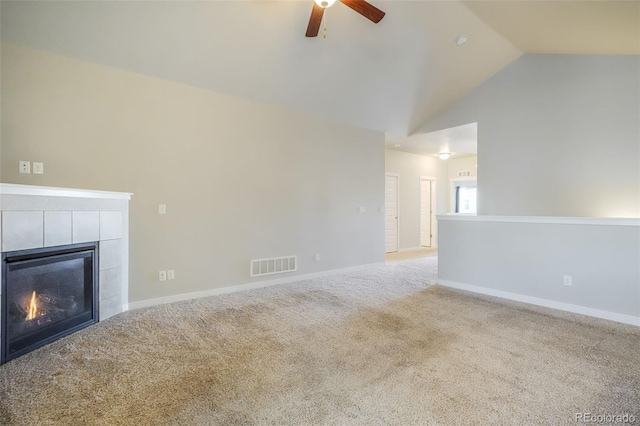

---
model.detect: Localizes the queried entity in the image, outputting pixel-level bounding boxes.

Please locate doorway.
[385,173,399,253]
[420,176,436,248]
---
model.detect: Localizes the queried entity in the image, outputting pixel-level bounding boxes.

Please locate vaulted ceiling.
[1,1,637,142]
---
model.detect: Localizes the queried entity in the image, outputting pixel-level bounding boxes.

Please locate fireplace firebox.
[1,242,98,364]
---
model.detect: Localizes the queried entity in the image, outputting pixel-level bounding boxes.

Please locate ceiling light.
[394,143,401,148]
[455,34,467,46]
[314,0,337,8]
[438,152,451,160]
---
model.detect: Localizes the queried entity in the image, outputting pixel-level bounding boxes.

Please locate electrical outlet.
[159,270,167,281]
[158,204,166,215]
[315,254,320,262]
[563,275,572,286]
[19,161,31,174]
[168,270,175,280]
[33,162,44,174]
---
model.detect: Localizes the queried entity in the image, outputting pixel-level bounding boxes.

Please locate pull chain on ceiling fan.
[305,0,385,38]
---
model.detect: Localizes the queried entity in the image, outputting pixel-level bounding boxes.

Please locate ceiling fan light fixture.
[438,152,452,160]
[314,0,337,8]
[306,0,385,37]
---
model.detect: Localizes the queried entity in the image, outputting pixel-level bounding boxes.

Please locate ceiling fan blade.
[306,3,325,37]
[340,0,385,23]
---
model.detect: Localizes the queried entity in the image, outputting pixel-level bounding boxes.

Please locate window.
[455,186,477,214]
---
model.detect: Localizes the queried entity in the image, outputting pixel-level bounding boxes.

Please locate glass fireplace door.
[2,242,98,363]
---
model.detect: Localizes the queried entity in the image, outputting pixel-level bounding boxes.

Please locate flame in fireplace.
[26,291,38,320]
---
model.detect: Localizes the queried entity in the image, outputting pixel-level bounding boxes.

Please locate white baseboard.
[128,262,385,311]
[437,279,640,327]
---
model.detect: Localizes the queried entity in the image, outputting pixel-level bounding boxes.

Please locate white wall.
[419,55,640,218]
[447,156,477,181]
[384,149,447,249]
[0,43,386,304]
[446,155,477,213]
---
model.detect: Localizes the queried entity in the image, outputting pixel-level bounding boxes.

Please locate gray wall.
[1,43,385,304]
[438,217,640,320]
[424,55,640,323]
[419,55,640,218]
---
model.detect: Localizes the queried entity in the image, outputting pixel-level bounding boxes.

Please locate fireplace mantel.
[0,183,132,200]
[1,183,132,361]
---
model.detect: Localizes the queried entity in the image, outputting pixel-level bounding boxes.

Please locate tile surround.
[99,267,122,300]
[100,211,122,241]
[1,211,44,252]
[99,239,122,271]
[72,211,100,243]
[1,183,132,359]
[44,211,72,247]
[99,267,122,319]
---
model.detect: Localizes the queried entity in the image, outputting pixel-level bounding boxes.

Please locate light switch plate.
[159,204,167,215]
[33,162,44,174]
[19,161,31,174]
[358,206,366,213]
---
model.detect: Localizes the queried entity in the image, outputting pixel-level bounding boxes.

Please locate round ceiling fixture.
[455,34,467,46]
[438,152,452,160]
[314,0,337,8]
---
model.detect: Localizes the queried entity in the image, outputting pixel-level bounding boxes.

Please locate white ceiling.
[1,0,637,153]
[463,0,640,55]
[382,0,639,158]
[0,0,521,136]
[386,122,477,159]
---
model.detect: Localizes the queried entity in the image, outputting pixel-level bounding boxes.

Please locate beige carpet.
[1,257,638,425]
[385,247,437,262]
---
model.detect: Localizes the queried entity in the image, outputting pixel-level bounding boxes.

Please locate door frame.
[420,176,437,248]
[385,173,400,253]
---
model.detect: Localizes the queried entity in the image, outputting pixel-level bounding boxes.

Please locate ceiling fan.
[305,0,385,37]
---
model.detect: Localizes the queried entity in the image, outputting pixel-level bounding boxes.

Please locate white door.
[420,179,432,247]
[385,174,399,253]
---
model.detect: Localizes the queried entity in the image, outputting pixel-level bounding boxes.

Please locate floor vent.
[250,256,297,278]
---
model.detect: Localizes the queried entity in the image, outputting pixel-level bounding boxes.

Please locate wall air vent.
[250,256,297,278]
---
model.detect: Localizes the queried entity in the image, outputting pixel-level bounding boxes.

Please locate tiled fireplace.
[0,184,131,363]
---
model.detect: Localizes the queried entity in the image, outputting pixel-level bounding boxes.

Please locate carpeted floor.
[384,247,437,262]
[1,257,638,425]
